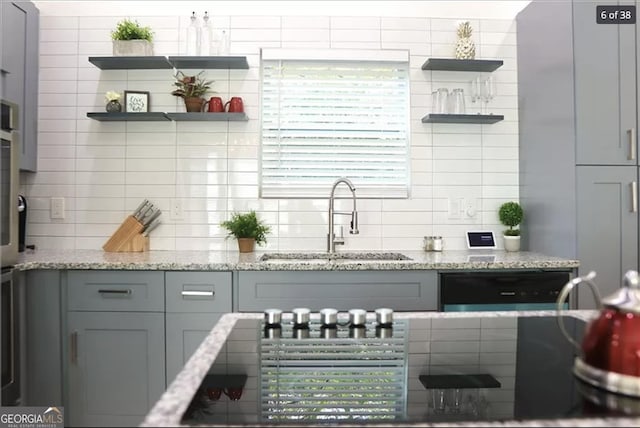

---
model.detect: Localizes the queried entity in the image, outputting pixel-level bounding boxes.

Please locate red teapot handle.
[556,271,601,352]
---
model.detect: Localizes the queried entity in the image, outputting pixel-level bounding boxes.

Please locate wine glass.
[470,76,481,106]
[481,76,496,114]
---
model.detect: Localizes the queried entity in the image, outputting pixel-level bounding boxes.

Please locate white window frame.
[259,48,411,199]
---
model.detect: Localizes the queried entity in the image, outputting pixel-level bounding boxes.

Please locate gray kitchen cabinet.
[576,166,638,308]
[67,311,165,427]
[517,0,640,307]
[165,272,232,384]
[573,0,636,166]
[66,271,165,427]
[24,270,63,407]
[0,1,39,171]
[236,271,438,311]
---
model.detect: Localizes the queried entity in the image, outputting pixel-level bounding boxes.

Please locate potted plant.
[171,70,214,112]
[111,18,154,56]
[498,201,524,252]
[220,210,271,253]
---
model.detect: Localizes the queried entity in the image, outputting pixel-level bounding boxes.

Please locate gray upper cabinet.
[0,1,39,171]
[236,271,438,312]
[573,0,636,166]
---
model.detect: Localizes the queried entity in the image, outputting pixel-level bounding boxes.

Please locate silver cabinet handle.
[181,290,215,297]
[98,289,132,295]
[632,182,638,213]
[629,128,637,161]
[71,332,78,365]
[500,291,516,296]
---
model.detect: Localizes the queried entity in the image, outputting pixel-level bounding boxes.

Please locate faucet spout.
[328,177,359,253]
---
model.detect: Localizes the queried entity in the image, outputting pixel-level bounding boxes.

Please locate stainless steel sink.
[259,252,412,262]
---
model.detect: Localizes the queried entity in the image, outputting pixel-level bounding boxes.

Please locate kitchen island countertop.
[141,310,639,428]
[14,248,579,271]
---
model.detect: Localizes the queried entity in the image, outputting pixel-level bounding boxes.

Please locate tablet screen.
[466,231,496,249]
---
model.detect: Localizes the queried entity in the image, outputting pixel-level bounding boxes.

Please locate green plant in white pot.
[111,18,154,56]
[498,201,523,252]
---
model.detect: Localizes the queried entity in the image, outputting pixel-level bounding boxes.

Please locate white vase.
[112,40,154,56]
[503,235,521,252]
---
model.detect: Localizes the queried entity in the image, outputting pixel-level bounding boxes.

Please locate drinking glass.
[449,88,466,114]
[470,76,481,104]
[432,88,449,114]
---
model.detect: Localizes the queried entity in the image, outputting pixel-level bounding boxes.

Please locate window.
[260,49,410,198]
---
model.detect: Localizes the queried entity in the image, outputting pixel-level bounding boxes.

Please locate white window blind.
[260,319,408,422]
[260,50,410,198]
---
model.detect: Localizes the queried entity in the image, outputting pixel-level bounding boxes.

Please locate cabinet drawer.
[67,271,164,312]
[165,272,232,313]
[237,271,437,311]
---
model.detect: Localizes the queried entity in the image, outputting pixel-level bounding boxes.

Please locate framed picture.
[124,90,150,113]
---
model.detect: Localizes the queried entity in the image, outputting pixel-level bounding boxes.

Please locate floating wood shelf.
[419,374,501,389]
[421,58,504,72]
[422,114,504,124]
[87,112,249,122]
[88,55,249,70]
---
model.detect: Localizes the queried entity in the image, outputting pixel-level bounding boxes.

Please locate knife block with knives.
[103,200,162,252]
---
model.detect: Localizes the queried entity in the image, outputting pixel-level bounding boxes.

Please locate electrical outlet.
[50,197,65,219]
[170,198,184,221]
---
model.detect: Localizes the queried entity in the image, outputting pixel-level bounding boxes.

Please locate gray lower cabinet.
[236,271,438,311]
[165,272,232,385]
[66,271,165,427]
[576,166,638,308]
[67,311,165,427]
[24,270,63,407]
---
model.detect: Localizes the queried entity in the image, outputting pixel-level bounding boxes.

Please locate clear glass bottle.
[219,29,229,56]
[200,11,212,56]
[186,11,200,56]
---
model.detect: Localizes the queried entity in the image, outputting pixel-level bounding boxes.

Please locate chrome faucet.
[327,177,359,253]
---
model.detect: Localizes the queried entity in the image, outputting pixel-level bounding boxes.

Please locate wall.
[22,1,520,252]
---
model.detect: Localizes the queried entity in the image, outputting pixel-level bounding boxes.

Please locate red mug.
[224,97,244,113]
[223,387,243,401]
[205,96,224,113]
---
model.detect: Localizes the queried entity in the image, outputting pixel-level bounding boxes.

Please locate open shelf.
[87,112,249,122]
[87,112,170,121]
[164,112,248,121]
[419,374,501,389]
[88,55,249,70]
[421,58,503,72]
[422,114,504,124]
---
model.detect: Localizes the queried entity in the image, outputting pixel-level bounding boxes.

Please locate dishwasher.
[439,271,573,312]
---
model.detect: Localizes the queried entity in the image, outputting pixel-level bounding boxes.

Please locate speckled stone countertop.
[141,310,638,428]
[14,248,579,271]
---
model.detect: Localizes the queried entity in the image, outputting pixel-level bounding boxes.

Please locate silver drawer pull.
[632,182,638,213]
[629,128,637,161]
[181,290,215,297]
[98,289,132,295]
[500,291,516,296]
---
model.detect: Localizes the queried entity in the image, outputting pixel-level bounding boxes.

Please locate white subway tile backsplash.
[31,10,519,250]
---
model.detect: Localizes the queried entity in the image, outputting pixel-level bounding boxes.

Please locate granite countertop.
[141,310,638,428]
[14,248,579,271]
